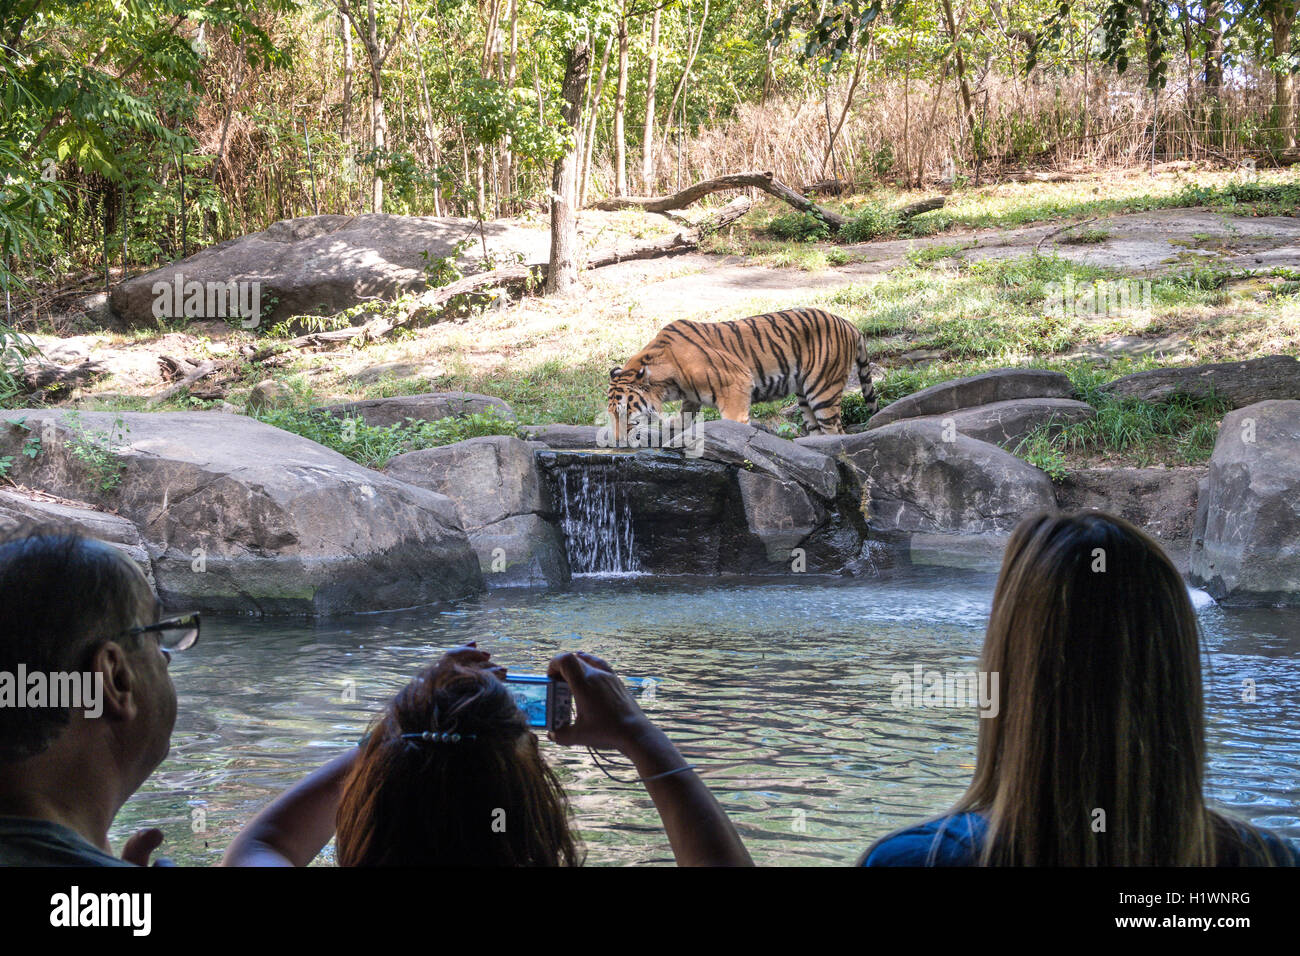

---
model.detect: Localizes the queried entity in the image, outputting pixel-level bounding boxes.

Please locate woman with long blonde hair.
[864,511,1296,866]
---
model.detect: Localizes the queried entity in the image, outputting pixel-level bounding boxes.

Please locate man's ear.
[91,641,139,723]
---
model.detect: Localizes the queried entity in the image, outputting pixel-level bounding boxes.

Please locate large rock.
[315,391,516,428]
[1054,466,1204,543]
[0,488,154,585]
[892,398,1096,450]
[867,368,1076,428]
[1100,355,1300,409]
[535,448,865,575]
[519,424,604,449]
[0,411,483,614]
[674,419,840,501]
[110,213,552,328]
[385,436,568,587]
[1189,400,1300,605]
[735,471,821,562]
[800,420,1057,534]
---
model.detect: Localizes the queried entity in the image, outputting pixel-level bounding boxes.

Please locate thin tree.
[641,6,660,191]
[338,0,405,213]
[547,39,592,296]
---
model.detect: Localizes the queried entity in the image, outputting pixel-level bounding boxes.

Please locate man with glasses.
[0,532,199,866]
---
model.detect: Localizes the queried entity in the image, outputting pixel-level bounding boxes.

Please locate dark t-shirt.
[0,816,134,867]
[862,812,1300,866]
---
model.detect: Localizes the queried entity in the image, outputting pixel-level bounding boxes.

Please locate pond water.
[112,568,1300,866]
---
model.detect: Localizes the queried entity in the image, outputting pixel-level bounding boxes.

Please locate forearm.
[622,726,753,867]
[222,748,359,867]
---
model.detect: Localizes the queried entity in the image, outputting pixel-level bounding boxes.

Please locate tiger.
[606,307,879,441]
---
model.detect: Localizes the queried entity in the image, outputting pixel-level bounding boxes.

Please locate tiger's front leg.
[715,384,752,425]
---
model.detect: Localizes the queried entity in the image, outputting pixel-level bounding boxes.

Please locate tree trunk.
[614,13,630,196]
[339,9,354,148]
[660,0,710,160]
[760,0,774,105]
[940,0,975,152]
[821,44,866,179]
[1272,4,1297,151]
[579,29,613,208]
[641,8,660,191]
[338,0,403,214]
[1203,0,1223,147]
[547,40,591,297]
[370,66,387,212]
[501,0,519,211]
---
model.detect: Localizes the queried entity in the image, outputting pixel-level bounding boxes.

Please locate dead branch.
[897,197,946,221]
[588,170,847,229]
[147,359,219,406]
[1036,217,1099,252]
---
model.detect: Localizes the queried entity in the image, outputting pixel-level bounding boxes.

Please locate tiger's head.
[606,363,662,444]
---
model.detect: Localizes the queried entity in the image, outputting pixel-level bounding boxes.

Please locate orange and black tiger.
[607,307,878,439]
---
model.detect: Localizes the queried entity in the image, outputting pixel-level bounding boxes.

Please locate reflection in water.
[114,568,1300,866]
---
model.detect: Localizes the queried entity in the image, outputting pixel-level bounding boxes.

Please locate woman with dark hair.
[225,644,752,866]
[864,510,1298,867]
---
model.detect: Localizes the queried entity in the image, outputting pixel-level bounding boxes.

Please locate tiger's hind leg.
[808,394,845,434]
[796,394,819,434]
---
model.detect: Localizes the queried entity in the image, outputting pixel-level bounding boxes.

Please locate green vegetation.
[63,411,130,492]
[251,387,520,468]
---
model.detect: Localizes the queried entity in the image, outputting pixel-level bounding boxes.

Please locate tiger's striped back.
[607,307,877,437]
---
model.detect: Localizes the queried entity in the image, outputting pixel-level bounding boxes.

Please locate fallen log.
[589,170,847,230]
[147,359,219,406]
[897,196,946,221]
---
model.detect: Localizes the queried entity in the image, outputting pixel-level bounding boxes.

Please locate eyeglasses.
[119,612,201,652]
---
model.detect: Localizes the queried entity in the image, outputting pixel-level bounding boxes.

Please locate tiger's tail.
[855,331,880,414]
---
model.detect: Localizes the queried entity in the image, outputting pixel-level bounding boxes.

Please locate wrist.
[617,721,682,771]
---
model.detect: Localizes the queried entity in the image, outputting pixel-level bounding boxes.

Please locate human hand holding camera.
[545,650,659,756]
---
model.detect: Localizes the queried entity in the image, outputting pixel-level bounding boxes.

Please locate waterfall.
[555,464,642,576]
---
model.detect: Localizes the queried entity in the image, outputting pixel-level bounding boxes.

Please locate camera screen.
[507,680,549,728]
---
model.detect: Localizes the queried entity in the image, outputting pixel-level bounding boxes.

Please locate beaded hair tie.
[400,731,477,744]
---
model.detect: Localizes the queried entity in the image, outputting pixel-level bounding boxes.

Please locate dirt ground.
[23,204,1300,406]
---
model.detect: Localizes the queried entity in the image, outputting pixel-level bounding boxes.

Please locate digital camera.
[504,675,573,731]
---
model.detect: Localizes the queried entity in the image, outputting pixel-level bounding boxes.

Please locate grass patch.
[250,380,519,468]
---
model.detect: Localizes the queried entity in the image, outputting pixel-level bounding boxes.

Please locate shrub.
[766,211,832,242]
[840,203,900,242]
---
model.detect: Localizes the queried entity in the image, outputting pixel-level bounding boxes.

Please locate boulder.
[800,420,1057,534]
[867,368,1076,428]
[890,398,1096,450]
[1054,466,1205,561]
[674,419,840,501]
[110,213,552,328]
[0,411,483,614]
[314,391,516,428]
[863,369,1076,429]
[535,448,865,575]
[519,424,604,449]
[1099,355,1300,409]
[0,488,154,585]
[385,436,568,587]
[349,361,445,386]
[246,379,293,413]
[1189,400,1300,605]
